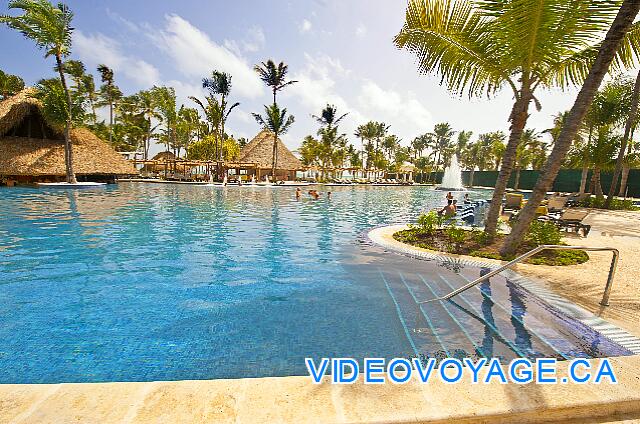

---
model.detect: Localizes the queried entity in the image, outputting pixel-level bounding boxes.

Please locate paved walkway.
[516,209,640,337]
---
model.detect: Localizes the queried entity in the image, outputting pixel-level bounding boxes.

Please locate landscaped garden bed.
[393,211,589,266]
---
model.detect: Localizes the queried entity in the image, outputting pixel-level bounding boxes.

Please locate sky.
[0,0,585,156]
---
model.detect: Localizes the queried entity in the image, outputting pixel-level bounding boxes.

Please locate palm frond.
[394,0,515,97]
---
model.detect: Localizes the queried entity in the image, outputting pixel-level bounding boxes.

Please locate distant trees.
[0,69,25,99]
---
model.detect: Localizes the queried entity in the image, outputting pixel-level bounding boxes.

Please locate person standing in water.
[295,188,301,199]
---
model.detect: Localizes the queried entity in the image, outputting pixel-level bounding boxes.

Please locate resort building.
[0,90,137,185]
[237,129,303,181]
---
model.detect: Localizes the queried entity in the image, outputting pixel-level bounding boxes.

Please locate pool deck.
[2,209,640,423]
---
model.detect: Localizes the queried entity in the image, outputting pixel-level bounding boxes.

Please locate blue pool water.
[0,184,631,383]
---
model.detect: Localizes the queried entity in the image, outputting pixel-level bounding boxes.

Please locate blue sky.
[1,0,583,155]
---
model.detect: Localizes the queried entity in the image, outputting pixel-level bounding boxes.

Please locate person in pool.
[446,192,454,201]
[439,199,456,217]
[295,188,301,199]
[308,190,320,200]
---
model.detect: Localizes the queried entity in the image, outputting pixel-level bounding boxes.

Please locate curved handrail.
[419,245,619,306]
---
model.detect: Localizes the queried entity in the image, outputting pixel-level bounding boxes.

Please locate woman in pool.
[446,192,454,201]
[295,188,301,199]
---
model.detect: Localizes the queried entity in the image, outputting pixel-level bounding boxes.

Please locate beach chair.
[547,196,569,213]
[504,193,524,212]
[567,192,590,207]
[539,209,591,236]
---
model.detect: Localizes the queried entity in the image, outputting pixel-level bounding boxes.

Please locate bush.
[579,197,638,211]
[446,224,467,253]
[526,221,562,246]
[415,211,440,235]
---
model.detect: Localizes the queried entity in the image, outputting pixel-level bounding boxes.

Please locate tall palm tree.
[252,104,295,180]
[502,0,640,256]
[429,122,455,171]
[97,64,121,146]
[202,70,240,160]
[605,69,640,207]
[395,0,640,236]
[2,0,77,183]
[0,69,25,99]
[254,60,297,104]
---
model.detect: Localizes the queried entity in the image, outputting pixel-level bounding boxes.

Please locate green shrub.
[416,211,439,235]
[580,197,638,211]
[446,224,467,253]
[526,221,562,246]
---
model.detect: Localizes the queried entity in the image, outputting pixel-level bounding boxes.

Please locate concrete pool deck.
[1,355,640,423]
[2,209,640,423]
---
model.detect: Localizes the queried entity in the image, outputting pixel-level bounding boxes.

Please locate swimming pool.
[0,184,632,383]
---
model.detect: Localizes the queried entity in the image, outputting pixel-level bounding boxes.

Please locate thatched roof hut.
[151,151,176,161]
[238,130,302,171]
[0,89,137,183]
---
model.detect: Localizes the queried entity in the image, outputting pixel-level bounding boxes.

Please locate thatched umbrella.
[238,129,302,180]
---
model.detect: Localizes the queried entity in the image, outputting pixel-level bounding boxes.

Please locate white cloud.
[73,30,161,87]
[224,25,266,55]
[356,23,367,38]
[299,19,313,33]
[150,14,264,99]
[357,80,433,141]
[288,53,355,115]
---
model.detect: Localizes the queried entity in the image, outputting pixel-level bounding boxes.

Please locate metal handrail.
[419,245,619,306]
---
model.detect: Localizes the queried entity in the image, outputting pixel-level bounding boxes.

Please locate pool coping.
[367,225,640,355]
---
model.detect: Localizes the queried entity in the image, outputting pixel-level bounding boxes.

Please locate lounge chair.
[539,209,591,236]
[504,193,524,212]
[547,196,569,213]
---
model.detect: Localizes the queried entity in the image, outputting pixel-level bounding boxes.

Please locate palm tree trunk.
[469,168,475,187]
[594,167,603,198]
[619,164,630,197]
[500,0,640,257]
[579,164,589,194]
[484,89,532,236]
[271,132,278,181]
[56,53,77,184]
[605,68,640,208]
[514,167,521,191]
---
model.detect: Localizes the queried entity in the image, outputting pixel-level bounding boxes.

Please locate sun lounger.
[504,193,524,212]
[547,196,569,213]
[539,209,591,236]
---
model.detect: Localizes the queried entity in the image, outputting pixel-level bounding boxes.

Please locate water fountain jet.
[436,155,466,191]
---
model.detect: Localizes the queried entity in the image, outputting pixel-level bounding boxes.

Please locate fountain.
[437,155,466,191]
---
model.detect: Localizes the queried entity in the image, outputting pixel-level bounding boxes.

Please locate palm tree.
[395,0,640,236]
[313,104,348,129]
[253,60,297,104]
[605,69,640,207]
[252,103,295,180]
[456,130,473,156]
[202,70,240,160]
[96,64,122,146]
[428,123,455,171]
[0,69,25,99]
[502,0,640,256]
[513,129,543,190]
[2,0,78,183]
[354,121,379,177]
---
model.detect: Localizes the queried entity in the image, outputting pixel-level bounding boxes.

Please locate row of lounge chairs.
[503,193,591,236]
[324,178,415,185]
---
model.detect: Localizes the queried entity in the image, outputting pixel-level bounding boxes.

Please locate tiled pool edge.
[367,225,640,356]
